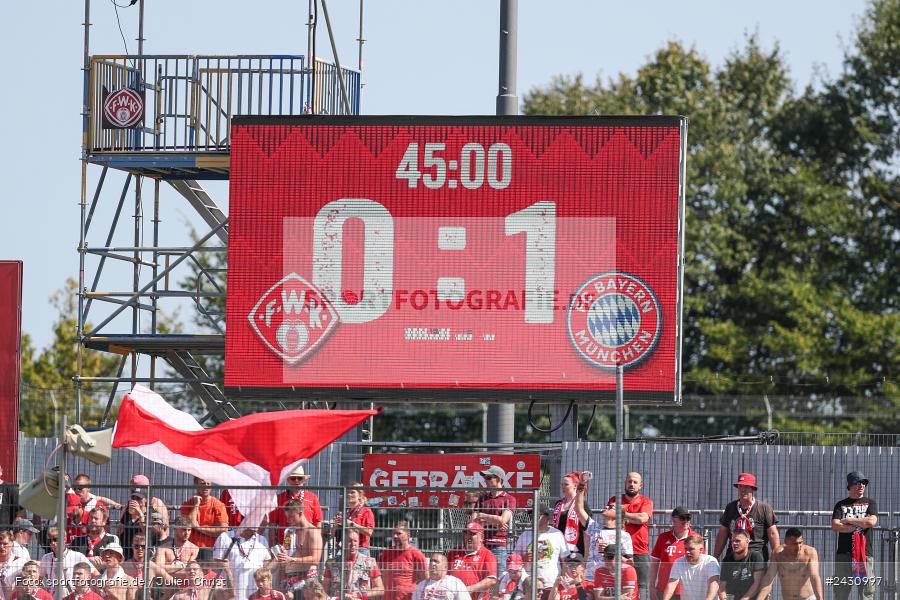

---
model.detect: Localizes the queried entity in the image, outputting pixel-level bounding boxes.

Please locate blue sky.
[0,0,868,351]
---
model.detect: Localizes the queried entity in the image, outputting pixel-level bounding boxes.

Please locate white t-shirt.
[40,549,91,595]
[412,575,472,600]
[514,527,566,585]
[497,572,530,600]
[0,555,27,591]
[213,531,271,600]
[669,555,720,600]
[11,542,30,562]
[583,520,633,582]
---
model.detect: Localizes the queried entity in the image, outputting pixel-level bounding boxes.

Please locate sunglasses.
[74,486,88,491]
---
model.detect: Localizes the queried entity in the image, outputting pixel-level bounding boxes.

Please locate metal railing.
[87,55,361,153]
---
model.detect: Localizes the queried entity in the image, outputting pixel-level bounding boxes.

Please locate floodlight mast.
[487,0,518,447]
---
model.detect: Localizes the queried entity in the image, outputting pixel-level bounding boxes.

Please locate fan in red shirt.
[603,472,653,600]
[379,521,427,600]
[63,562,105,600]
[649,507,696,600]
[447,522,497,600]
[547,553,594,600]
[247,568,287,600]
[334,484,376,553]
[268,466,323,546]
[594,544,638,600]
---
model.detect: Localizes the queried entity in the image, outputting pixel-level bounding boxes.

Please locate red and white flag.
[113,385,379,528]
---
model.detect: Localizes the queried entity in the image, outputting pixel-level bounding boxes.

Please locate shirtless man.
[157,516,201,576]
[169,561,221,600]
[96,543,137,600]
[269,499,322,592]
[755,529,823,600]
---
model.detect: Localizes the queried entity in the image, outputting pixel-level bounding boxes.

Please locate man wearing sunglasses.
[180,477,229,562]
[268,466,323,546]
[831,472,877,600]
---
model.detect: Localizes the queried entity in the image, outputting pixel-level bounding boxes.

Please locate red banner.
[0,261,22,483]
[362,453,541,509]
[225,116,686,402]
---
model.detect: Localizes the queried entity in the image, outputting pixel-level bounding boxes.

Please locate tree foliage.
[19,279,120,436]
[523,0,898,435]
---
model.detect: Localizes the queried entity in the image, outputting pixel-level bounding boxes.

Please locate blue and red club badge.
[567,272,661,370]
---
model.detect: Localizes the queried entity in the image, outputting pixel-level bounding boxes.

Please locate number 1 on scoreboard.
[505,201,556,324]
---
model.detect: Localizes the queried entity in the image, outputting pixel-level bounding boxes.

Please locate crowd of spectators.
[0,467,879,600]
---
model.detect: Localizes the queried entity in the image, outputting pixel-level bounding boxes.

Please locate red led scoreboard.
[225,116,687,403]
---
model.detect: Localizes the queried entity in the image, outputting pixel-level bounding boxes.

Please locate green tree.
[522,0,898,436]
[19,279,120,436]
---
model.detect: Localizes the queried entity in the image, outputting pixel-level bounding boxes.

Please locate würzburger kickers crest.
[248,273,340,364]
[102,87,145,129]
[566,272,661,369]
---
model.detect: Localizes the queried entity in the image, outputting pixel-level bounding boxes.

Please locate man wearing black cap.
[594,543,638,600]
[548,553,594,600]
[650,507,696,600]
[831,472,877,600]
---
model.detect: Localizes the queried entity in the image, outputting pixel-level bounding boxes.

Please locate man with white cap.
[97,542,137,600]
[473,465,516,569]
[268,466,323,546]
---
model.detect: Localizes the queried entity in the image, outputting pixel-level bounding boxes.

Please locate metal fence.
[87,55,361,153]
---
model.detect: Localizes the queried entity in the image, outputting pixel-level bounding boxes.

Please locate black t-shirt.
[0,482,20,527]
[554,498,590,556]
[720,550,765,598]
[719,500,778,560]
[832,497,877,556]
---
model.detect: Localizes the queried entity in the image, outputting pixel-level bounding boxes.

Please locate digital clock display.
[225,116,686,403]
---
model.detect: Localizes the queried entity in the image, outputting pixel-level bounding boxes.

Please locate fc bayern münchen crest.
[567,272,661,370]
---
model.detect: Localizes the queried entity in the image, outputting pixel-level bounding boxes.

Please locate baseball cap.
[846,471,869,489]
[733,473,758,489]
[13,519,39,534]
[541,506,554,517]
[563,552,585,564]
[130,487,146,498]
[603,543,633,558]
[506,554,524,570]
[480,465,506,480]
[131,474,150,486]
[150,512,165,525]
[672,506,691,520]
[465,521,484,535]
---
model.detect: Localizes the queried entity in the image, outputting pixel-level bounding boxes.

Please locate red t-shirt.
[606,495,653,554]
[219,489,244,527]
[379,546,428,600]
[64,591,105,600]
[447,546,497,600]
[344,505,376,548]
[554,580,595,600]
[14,590,54,600]
[248,591,287,600]
[650,529,696,594]
[268,489,323,544]
[475,491,516,547]
[594,565,639,600]
[179,497,229,548]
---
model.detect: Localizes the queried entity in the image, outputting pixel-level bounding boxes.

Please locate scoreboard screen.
[225,116,686,403]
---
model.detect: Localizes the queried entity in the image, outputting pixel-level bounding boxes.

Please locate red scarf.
[851,529,867,576]
[735,499,755,532]
[554,499,579,544]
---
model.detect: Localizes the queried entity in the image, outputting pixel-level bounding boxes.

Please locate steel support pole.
[77,0,91,422]
[615,365,624,600]
[56,415,68,600]
[487,0,518,448]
